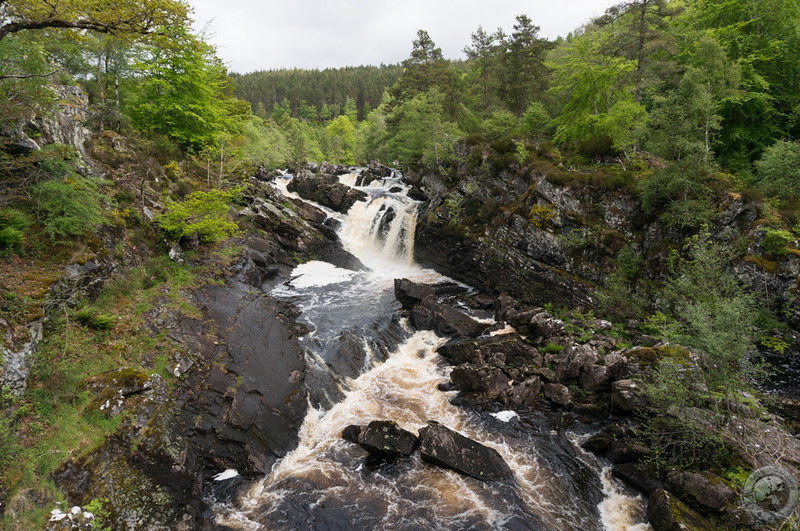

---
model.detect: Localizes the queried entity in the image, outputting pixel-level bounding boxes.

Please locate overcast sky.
[187,0,621,73]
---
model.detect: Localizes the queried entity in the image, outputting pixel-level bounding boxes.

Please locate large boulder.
[450,364,509,397]
[436,334,541,367]
[418,421,513,481]
[409,297,487,338]
[611,379,649,413]
[647,489,715,531]
[543,383,573,409]
[356,420,420,458]
[394,278,436,310]
[606,438,649,464]
[665,470,736,514]
[612,463,666,495]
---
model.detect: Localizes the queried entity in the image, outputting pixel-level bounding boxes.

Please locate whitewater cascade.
[213,169,651,530]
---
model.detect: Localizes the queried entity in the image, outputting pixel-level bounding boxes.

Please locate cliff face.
[411,159,800,328]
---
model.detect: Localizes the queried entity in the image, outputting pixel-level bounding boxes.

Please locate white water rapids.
[212,169,652,530]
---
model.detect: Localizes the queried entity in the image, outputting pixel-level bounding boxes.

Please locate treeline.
[232,65,403,122]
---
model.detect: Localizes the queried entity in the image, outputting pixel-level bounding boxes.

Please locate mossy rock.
[647,488,716,530]
[627,345,689,366]
[80,368,152,416]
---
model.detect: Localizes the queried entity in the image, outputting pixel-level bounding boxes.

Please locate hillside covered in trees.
[2,0,800,528]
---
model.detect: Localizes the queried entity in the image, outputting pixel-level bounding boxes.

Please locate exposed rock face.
[287,173,367,213]
[417,421,513,481]
[647,489,716,531]
[179,284,308,474]
[356,421,420,458]
[0,321,42,397]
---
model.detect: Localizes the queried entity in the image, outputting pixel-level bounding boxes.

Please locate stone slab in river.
[357,420,420,458]
[418,421,513,481]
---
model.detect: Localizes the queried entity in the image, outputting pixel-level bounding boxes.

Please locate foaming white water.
[281,261,357,289]
[338,194,420,271]
[567,433,652,531]
[598,467,652,531]
[215,329,596,530]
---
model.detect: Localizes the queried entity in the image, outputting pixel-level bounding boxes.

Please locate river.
[212,168,651,530]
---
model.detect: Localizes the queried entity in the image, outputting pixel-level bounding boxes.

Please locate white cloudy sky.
[187,0,621,73]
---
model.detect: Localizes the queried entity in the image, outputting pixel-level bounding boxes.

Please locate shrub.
[74,308,115,330]
[761,227,794,256]
[0,208,31,250]
[30,177,105,239]
[156,189,240,243]
[754,140,800,198]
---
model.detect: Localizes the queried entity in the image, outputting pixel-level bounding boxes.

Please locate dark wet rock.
[437,381,455,392]
[320,161,352,175]
[606,438,648,464]
[581,432,614,454]
[287,173,367,214]
[357,420,420,458]
[611,379,649,413]
[764,395,800,423]
[341,425,364,445]
[450,364,509,397]
[437,334,540,367]
[578,364,610,392]
[409,297,486,338]
[665,470,736,514]
[394,278,436,310]
[418,421,513,481]
[502,377,541,409]
[647,489,715,531]
[366,160,393,178]
[612,463,666,495]
[325,331,369,380]
[543,383,573,409]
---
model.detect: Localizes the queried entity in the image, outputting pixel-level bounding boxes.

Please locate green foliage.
[547,29,636,144]
[521,102,552,141]
[156,189,240,243]
[659,234,765,389]
[616,245,641,280]
[131,31,245,152]
[646,37,740,164]
[761,227,794,256]
[30,176,105,240]
[754,140,800,198]
[636,162,715,229]
[0,208,31,251]
[542,342,564,354]
[383,89,464,169]
[0,33,55,128]
[482,110,519,139]
[528,204,554,228]
[323,115,356,164]
[83,497,112,531]
[74,308,115,330]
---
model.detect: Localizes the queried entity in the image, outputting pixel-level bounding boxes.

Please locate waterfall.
[213,168,651,530]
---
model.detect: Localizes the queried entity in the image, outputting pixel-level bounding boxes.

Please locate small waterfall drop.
[214,168,651,530]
